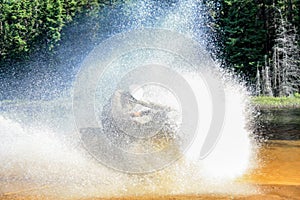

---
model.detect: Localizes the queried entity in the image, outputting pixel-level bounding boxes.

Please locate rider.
[109,90,149,121]
[102,90,168,141]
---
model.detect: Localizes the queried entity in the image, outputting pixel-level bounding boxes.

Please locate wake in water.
[0,73,258,198]
[0,0,259,198]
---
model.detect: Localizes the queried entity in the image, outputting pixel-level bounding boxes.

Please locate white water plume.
[0,71,257,198]
[0,0,258,198]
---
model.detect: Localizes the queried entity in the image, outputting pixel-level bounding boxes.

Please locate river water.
[1,0,299,198]
[0,103,299,199]
[256,108,300,140]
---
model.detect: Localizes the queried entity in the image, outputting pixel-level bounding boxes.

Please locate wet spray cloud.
[0,0,258,198]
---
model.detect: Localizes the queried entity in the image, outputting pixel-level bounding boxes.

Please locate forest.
[205,0,300,96]
[0,0,115,59]
[0,0,299,97]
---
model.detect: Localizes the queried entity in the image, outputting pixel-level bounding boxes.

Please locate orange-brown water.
[1,140,299,200]
[243,140,300,186]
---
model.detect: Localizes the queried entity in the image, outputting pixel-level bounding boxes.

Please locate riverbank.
[251,95,300,109]
[3,95,300,110]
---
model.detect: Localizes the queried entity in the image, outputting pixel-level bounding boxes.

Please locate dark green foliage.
[1,0,299,86]
[0,0,110,60]
[0,0,39,57]
[205,0,300,82]
[220,0,267,78]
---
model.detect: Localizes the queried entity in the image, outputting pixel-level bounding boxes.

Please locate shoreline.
[251,96,300,109]
[253,104,300,109]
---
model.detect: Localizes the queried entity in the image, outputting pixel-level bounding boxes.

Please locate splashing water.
[0,0,258,198]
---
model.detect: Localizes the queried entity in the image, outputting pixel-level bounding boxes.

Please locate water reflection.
[255,108,300,140]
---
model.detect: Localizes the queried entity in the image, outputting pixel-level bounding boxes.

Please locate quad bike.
[101,98,178,151]
[80,96,179,153]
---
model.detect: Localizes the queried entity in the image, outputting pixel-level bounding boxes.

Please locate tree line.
[205,0,300,96]
[1,0,299,96]
[0,0,116,61]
